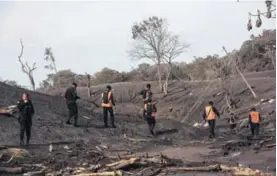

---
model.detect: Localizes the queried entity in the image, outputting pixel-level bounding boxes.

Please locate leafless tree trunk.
[157,61,163,92]
[222,46,257,99]
[162,36,189,95]
[85,72,91,97]
[163,62,172,95]
[18,38,37,91]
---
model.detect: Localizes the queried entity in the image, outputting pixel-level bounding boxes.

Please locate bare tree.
[18,38,37,91]
[162,35,189,94]
[85,72,92,97]
[44,47,58,73]
[128,16,170,92]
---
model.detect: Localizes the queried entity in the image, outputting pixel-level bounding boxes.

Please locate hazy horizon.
[0,0,275,88]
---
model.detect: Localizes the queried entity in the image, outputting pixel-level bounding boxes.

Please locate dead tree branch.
[18,38,37,91]
[222,46,257,98]
[162,35,189,94]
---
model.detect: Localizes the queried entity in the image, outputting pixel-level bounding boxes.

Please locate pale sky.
[0,0,275,87]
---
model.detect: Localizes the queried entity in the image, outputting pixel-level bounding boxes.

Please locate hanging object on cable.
[247,13,253,31]
[256,10,262,28]
[266,5,272,18]
[247,19,253,31]
[265,0,272,7]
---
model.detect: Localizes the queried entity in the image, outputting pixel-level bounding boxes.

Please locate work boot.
[111,124,116,128]
[26,136,30,146]
[104,124,108,128]
[66,121,71,125]
[74,124,79,127]
[20,140,25,146]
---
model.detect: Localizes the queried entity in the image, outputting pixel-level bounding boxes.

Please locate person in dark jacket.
[227,112,238,133]
[144,99,157,136]
[101,85,116,128]
[202,101,220,138]
[139,84,153,117]
[17,92,35,146]
[65,83,80,127]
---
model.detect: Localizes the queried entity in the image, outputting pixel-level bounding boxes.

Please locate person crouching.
[144,99,157,136]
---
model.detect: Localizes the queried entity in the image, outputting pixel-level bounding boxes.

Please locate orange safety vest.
[205,105,216,120]
[144,104,156,117]
[250,111,260,124]
[101,92,113,107]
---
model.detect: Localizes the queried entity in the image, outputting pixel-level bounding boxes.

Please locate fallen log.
[165,164,221,172]
[123,134,149,142]
[0,105,17,116]
[220,164,274,176]
[106,157,137,170]
[0,167,23,174]
[135,167,161,176]
[22,170,45,176]
[74,170,123,176]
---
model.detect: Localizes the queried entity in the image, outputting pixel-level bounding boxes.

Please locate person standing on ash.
[101,85,116,128]
[65,83,80,127]
[144,99,157,136]
[17,92,35,146]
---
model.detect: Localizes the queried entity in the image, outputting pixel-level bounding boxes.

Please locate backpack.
[145,104,153,116]
[102,91,110,104]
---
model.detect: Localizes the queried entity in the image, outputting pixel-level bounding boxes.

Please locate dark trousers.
[103,107,115,127]
[20,122,31,143]
[67,103,78,125]
[146,116,156,135]
[250,123,260,136]
[208,119,216,138]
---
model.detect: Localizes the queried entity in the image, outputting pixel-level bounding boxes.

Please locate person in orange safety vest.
[248,107,261,136]
[101,85,116,128]
[144,99,157,136]
[202,101,220,138]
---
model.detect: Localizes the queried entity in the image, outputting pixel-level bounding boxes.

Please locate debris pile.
[0,145,275,176]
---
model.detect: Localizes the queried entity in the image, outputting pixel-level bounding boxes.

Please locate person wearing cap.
[64,83,80,127]
[101,85,116,128]
[249,107,261,136]
[202,101,220,138]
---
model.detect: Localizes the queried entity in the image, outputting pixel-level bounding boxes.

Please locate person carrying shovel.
[202,101,220,138]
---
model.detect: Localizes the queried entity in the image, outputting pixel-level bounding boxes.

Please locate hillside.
[0,70,275,175]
